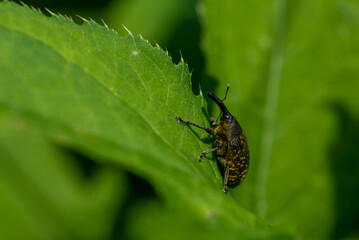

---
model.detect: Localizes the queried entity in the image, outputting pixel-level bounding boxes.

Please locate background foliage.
[1,0,359,239]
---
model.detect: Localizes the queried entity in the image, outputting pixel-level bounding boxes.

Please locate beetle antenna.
[222,84,230,101]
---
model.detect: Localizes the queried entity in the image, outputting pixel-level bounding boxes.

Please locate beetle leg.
[198,147,219,162]
[176,116,215,135]
[223,163,229,193]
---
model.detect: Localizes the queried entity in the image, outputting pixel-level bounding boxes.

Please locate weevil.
[176,85,249,193]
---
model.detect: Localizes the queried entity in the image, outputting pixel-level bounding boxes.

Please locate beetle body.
[176,86,249,193]
[213,111,249,188]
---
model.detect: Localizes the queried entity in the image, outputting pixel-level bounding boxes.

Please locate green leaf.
[0,114,123,240]
[200,0,359,239]
[0,1,280,238]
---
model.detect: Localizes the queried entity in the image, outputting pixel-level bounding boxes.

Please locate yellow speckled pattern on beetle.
[214,120,249,188]
[176,85,249,193]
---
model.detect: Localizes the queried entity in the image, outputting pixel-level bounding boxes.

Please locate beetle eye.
[224,114,230,119]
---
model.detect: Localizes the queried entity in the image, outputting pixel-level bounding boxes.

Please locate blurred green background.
[2,0,359,239]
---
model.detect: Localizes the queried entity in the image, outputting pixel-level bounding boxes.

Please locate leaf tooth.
[88,17,98,25]
[180,56,185,65]
[36,7,43,14]
[122,24,133,35]
[57,12,65,18]
[155,42,161,50]
[19,1,28,7]
[29,5,38,12]
[199,87,204,98]
[44,8,56,16]
[77,15,89,24]
[178,55,189,70]
[63,14,73,22]
[101,19,109,29]
[197,79,204,99]
[166,48,172,59]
